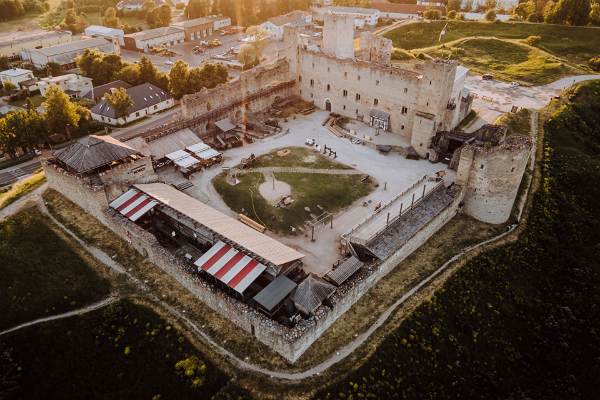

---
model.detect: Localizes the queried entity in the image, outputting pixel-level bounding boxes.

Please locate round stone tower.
[456,135,533,224]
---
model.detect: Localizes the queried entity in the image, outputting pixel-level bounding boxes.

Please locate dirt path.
[0,296,117,337]
[0,182,48,221]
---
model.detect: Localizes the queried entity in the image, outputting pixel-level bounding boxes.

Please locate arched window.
[299,75,302,82]
[327,84,330,91]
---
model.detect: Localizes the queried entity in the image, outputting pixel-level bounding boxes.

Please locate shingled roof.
[53,135,140,173]
[291,274,336,314]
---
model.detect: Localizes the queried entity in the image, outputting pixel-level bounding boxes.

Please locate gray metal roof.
[367,185,453,260]
[326,256,362,286]
[215,118,235,132]
[253,275,297,311]
[291,274,336,313]
[370,109,390,120]
[32,37,112,56]
[54,135,139,173]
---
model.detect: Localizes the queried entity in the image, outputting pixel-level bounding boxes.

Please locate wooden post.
[311,225,315,242]
[330,214,333,229]
[387,212,390,226]
[384,182,387,190]
[422,184,426,198]
[399,203,403,216]
[273,175,275,189]
[411,193,415,207]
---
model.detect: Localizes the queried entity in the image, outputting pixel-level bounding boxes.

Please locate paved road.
[0,160,41,185]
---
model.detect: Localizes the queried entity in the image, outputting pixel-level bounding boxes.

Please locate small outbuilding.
[253,275,298,318]
[291,274,336,315]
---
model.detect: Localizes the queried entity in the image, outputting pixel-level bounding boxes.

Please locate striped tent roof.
[109,188,158,221]
[195,241,266,294]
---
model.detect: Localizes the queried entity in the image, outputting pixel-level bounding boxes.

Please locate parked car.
[34,149,42,156]
[199,41,209,46]
[482,74,493,80]
[509,82,520,88]
[165,60,174,65]
[220,30,226,36]
[193,46,204,54]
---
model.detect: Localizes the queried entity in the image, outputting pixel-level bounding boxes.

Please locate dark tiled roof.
[53,135,139,173]
[291,274,336,313]
[82,80,132,100]
[326,256,363,286]
[90,83,173,119]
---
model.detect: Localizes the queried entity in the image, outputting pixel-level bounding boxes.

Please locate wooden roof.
[291,274,336,313]
[53,135,139,173]
[135,183,305,266]
[124,128,201,159]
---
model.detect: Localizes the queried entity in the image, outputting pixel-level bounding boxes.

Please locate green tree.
[446,0,462,12]
[45,61,61,76]
[525,35,541,46]
[589,55,600,71]
[237,44,256,65]
[154,71,170,91]
[552,0,591,25]
[158,4,172,26]
[138,55,158,85]
[423,8,442,19]
[0,55,9,71]
[484,8,497,20]
[2,79,17,96]
[64,8,79,31]
[447,10,457,18]
[513,1,534,18]
[590,3,600,25]
[245,25,270,60]
[184,0,206,18]
[103,7,120,28]
[42,85,79,135]
[112,64,140,86]
[2,109,46,152]
[169,60,191,99]
[0,119,19,161]
[77,50,124,85]
[103,87,133,124]
[175,356,206,389]
[463,0,473,11]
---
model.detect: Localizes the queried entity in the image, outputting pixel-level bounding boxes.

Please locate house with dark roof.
[81,80,132,104]
[90,83,174,125]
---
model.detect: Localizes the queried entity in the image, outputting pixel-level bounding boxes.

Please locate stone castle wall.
[322,13,355,59]
[358,32,392,65]
[457,135,533,224]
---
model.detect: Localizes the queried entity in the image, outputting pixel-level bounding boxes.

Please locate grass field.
[455,109,478,131]
[9,93,45,108]
[0,207,111,331]
[495,108,533,136]
[0,170,46,211]
[0,299,233,400]
[382,21,600,67]
[213,170,374,235]
[421,37,583,84]
[248,147,353,170]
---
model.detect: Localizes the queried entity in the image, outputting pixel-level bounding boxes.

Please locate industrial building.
[27,37,120,70]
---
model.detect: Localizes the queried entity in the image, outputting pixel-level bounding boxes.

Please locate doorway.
[325,100,331,111]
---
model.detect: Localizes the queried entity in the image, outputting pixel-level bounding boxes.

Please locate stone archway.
[425,152,430,161]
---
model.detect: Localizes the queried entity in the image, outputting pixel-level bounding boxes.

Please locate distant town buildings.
[261,10,313,40]
[0,31,72,59]
[38,74,93,98]
[327,7,380,29]
[170,16,232,42]
[116,0,165,11]
[27,37,120,70]
[122,27,185,51]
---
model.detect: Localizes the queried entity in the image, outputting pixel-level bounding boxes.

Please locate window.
[310,79,314,86]
[154,105,157,110]
[343,90,348,97]
[429,80,432,85]
[312,62,314,67]
[191,33,195,40]
[135,112,139,117]
[328,67,330,72]
[101,116,105,121]
[374,98,378,106]
[357,75,360,81]
[299,75,302,82]
[376,80,379,85]
[300,90,302,94]
[511,167,515,173]
[344,72,347,78]
[401,106,407,114]
[310,93,313,98]
[355,93,360,101]
[343,105,346,110]
[401,125,404,130]
[327,84,330,91]
[480,164,484,169]
[404,88,407,93]
[355,109,358,113]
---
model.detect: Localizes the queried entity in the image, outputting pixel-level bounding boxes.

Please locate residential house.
[38,74,93,98]
[90,83,174,125]
[0,31,72,59]
[81,80,132,104]
[27,37,120,70]
[122,27,185,52]
[327,7,379,28]
[261,10,313,40]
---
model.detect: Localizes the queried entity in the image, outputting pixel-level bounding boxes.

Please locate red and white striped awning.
[109,188,158,222]
[194,241,267,294]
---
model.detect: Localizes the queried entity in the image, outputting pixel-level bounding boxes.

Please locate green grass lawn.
[213,170,374,235]
[9,93,45,108]
[455,109,478,131]
[383,21,600,67]
[243,146,354,170]
[495,108,532,136]
[0,208,111,331]
[421,37,583,84]
[0,300,233,399]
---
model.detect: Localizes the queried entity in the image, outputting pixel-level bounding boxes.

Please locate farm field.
[312,80,600,400]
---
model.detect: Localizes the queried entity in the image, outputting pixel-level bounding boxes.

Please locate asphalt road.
[0,160,42,185]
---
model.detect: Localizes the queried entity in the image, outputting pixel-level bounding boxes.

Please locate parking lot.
[120,31,286,78]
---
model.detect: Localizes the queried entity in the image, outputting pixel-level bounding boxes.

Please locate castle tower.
[456,135,533,224]
[411,59,458,157]
[322,13,355,60]
[283,25,301,79]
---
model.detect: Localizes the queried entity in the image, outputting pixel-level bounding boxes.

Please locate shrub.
[525,35,541,46]
[456,12,466,20]
[424,9,442,19]
[447,10,457,19]
[527,12,538,22]
[9,88,30,102]
[484,9,497,20]
[417,53,427,60]
[589,55,600,72]
[175,2,184,8]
